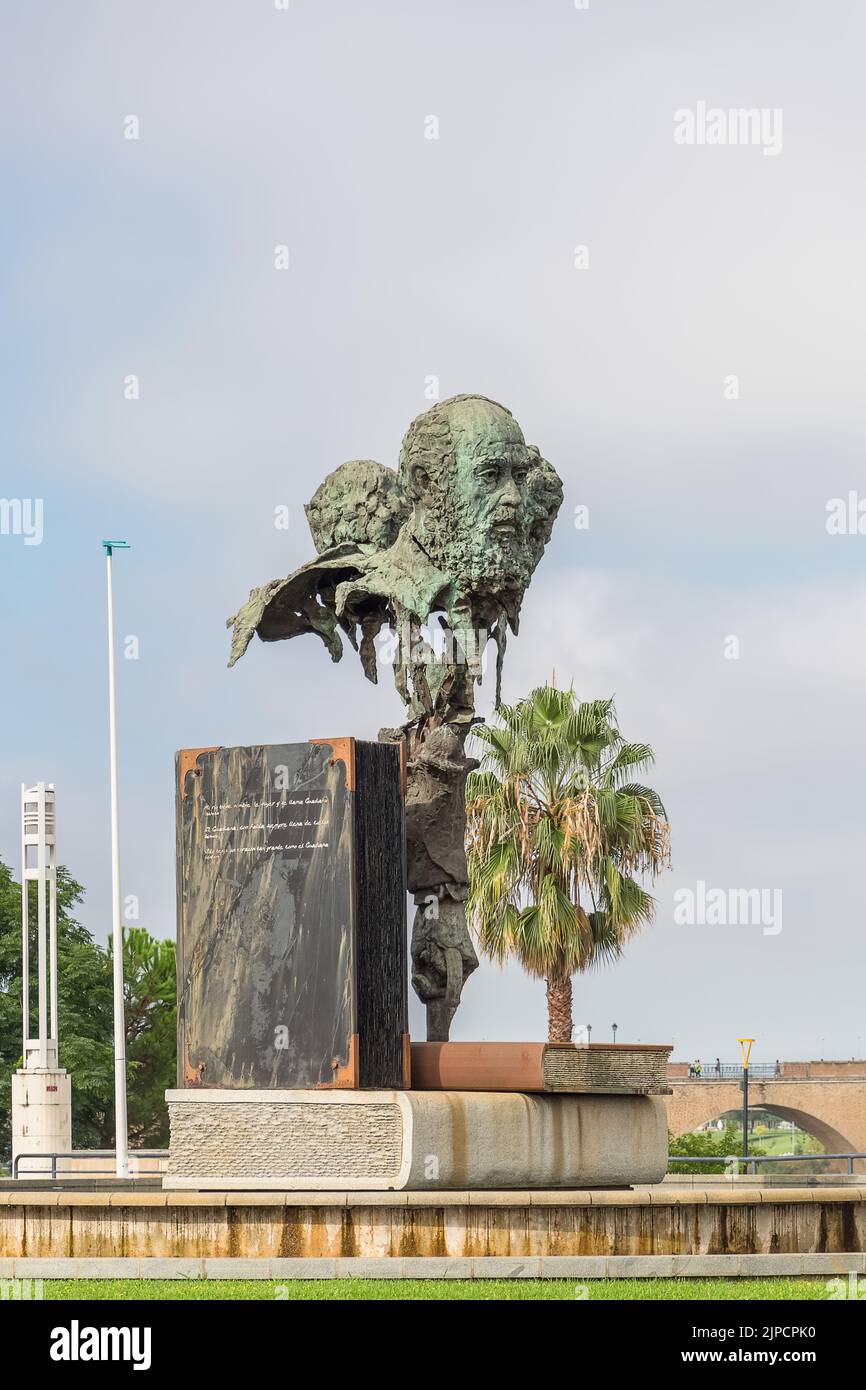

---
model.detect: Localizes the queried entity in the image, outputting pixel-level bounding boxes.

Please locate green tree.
[113,927,176,1147]
[0,860,175,1164]
[668,1124,766,1174]
[466,685,670,1043]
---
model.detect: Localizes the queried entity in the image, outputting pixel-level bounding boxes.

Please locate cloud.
[4,0,866,1060]
[465,567,866,1055]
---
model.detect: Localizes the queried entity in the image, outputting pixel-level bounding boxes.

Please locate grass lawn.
[44,1277,834,1301]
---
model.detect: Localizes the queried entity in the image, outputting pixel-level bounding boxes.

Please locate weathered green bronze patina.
[227,395,563,1039]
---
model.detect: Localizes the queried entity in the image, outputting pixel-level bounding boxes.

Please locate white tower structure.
[11,783,72,1176]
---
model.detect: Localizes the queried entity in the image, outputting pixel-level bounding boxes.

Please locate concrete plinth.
[164,1088,668,1190]
[11,1069,72,1176]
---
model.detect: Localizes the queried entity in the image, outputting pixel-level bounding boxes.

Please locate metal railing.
[668,1152,866,1175]
[12,1150,168,1180]
[679,1064,778,1080]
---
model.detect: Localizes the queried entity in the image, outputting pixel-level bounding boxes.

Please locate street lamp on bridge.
[737,1037,755,1159]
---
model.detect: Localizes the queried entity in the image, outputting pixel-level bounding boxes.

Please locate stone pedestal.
[164,1088,668,1190]
[11,1068,72,1176]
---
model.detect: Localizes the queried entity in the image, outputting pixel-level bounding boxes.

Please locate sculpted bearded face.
[227,392,563,701]
[398,395,562,601]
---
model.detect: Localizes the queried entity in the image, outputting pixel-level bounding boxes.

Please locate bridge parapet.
[669,1060,866,1081]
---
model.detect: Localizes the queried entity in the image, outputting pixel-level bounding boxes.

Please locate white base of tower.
[11,1068,72,1177]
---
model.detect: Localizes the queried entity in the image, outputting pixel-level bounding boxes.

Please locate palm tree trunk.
[546,972,573,1043]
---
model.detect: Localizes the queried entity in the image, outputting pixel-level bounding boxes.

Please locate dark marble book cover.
[175,740,407,1089]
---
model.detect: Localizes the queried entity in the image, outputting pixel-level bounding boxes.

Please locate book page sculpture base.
[410,1042,673,1094]
[164,1089,668,1190]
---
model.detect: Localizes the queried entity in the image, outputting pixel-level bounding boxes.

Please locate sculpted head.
[398,395,562,599]
[229,394,562,692]
[306,459,408,553]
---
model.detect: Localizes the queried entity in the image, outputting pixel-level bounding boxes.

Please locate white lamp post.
[104,539,130,1178]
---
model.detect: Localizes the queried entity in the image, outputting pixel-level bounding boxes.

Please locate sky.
[1,0,865,1064]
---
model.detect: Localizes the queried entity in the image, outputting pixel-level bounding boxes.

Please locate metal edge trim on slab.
[164,1089,406,1104]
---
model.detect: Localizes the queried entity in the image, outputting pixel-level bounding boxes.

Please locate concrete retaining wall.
[2,1188,864,1260]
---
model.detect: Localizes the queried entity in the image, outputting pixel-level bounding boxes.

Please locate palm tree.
[465,685,670,1043]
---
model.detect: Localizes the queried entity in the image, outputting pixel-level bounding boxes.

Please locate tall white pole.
[37,783,47,1069]
[49,826,58,1046]
[105,542,129,1178]
[21,784,28,1062]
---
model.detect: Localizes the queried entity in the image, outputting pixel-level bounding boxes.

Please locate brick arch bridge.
[665,1061,866,1157]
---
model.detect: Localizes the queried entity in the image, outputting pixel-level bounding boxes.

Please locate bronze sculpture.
[227,395,563,1039]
